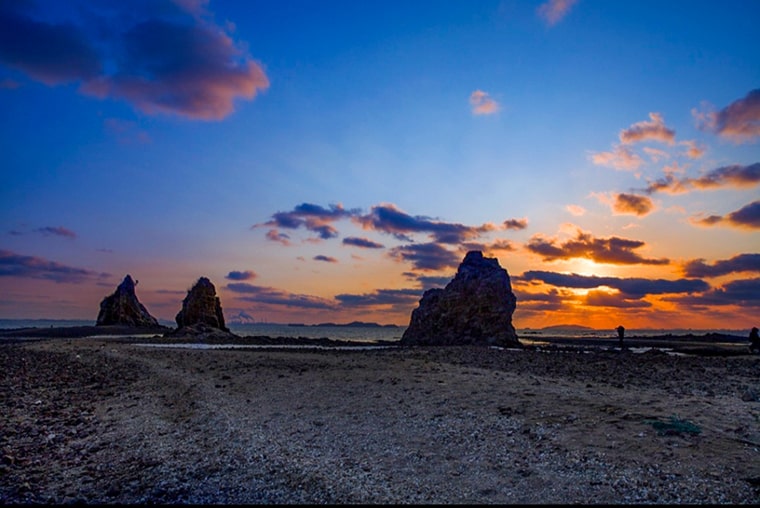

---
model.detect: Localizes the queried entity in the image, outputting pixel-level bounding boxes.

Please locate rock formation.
[96,275,160,327]
[174,277,229,332]
[400,251,521,347]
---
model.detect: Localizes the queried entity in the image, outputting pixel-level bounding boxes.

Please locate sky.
[1,0,759,330]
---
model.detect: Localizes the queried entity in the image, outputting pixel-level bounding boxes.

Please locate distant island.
[287,321,400,329]
[539,324,595,331]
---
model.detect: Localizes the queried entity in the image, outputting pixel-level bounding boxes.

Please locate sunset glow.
[1,0,758,330]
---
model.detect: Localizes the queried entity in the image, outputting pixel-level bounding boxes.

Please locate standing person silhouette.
[616,325,625,349]
[750,327,760,354]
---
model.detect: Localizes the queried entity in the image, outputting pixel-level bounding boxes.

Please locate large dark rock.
[96,275,160,327]
[174,277,229,332]
[400,251,521,347]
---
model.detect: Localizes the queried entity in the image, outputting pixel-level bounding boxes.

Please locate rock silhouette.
[175,277,229,332]
[401,251,521,347]
[96,275,160,327]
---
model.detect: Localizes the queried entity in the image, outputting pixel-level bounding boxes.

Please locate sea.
[0,319,750,345]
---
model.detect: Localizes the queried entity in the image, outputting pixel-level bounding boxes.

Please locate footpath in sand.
[1,337,759,504]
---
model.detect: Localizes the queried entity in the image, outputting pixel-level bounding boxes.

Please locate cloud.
[612,193,654,216]
[665,277,760,307]
[590,145,644,171]
[257,203,357,241]
[225,282,337,310]
[584,290,652,308]
[355,203,498,244]
[503,218,528,230]
[690,200,760,230]
[644,163,760,195]
[694,89,760,143]
[522,270,709,298]
[680,140,705,159]
[314,255,338,263]
[0,249,104,283]
[388,243,461,271]
[537,0,578,26]
[225,270,256,281]
[104,118,151,144]
[342,237,384,249]
[265,229,291,246]
[526,230,669,265]
[470,90,500,115]
[35,226,77,239]
[334,288,421,308]
[619,113,675,145]
[412,274,453,290]
[565,204,586,216]
[0,0,268,120]
[682,253,760,278]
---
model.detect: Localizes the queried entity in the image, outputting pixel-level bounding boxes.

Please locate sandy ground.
[1,335,759,504]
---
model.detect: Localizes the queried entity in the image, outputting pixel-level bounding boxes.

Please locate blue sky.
[1,0,758,328]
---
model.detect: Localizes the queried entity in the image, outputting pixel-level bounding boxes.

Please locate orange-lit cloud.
[470,90,500,115]
[565,204,586,216]
[521,270,707,298]
[503,218,528,230]
[590,145,644,171]
[644,163,760,195]
[619,112,675,145]
[537,0,578,26]
[682,253,760,278]
[526,230,669,265]
[612,193,654,216]
[643,146,669,162]
[584,290,651,308]
[694,89,760,143]
[690,200,760,230]
[265,229,291,246]
[592,192,655,216]
[680,140,705,159]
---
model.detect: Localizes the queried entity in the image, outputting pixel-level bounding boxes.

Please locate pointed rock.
[400,251,521,347]
[96,275,160,327]
[174,277,229,332]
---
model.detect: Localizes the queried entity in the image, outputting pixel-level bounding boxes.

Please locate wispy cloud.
[334,288,421,308]
[682,253,760,278]
[256,203,357,241]
[590,145,644,171]
[537,0,578,26]
[0,249,105,283]
[342,237,384,249]
[693,89,760,143]
[690,200,760,230]
[35,226,77,239]
[469,90,500,115]
[526,229,669,265]
[0,0,268,120]
[225,282,337,310]
[314,255,338,263]
[619,112,675,145]
[565,204,586,217]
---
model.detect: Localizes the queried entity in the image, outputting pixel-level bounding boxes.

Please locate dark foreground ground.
[1,328,759,503]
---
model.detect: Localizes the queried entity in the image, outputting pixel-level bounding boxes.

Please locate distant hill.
[290,321,400,328]
[539,324,595,331]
